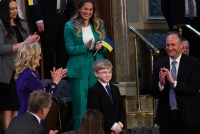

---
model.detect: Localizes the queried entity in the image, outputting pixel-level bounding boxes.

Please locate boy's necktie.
[105,84,113,103]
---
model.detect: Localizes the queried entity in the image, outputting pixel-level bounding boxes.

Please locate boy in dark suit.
[87,59,126,134]
[6,90,58,134]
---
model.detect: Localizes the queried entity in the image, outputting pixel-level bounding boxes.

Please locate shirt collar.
[98,79,109,88]
[28,111,41,123]
[169,53,182,64]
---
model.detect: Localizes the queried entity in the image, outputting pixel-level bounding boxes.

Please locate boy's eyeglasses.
[97,71,112,75]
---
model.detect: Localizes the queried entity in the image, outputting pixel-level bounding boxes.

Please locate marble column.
[111,0,136,96]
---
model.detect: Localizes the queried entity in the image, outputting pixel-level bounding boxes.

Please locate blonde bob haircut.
[15,42,41,79]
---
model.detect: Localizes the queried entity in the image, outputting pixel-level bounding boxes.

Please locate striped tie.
[60,0,66,12]
[188,0,194,18]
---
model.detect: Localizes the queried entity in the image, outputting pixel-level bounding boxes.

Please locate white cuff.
[118,122,123,128]
[158,82,164,91]
[111,122,118,131]
[36,20,43,24]
[173,81,177,88]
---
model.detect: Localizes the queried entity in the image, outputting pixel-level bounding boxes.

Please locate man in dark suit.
[6,90,58,134]
[26,0,75,78]
[87,59,126,134]
[149,31,200,134]
[161,0,200,58]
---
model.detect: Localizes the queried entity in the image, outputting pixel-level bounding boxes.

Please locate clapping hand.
[86,39,93,49]
[159,67,167,87]
[159,67,175,85]
[23,32,40,44]
[51,67,68,84]
[95,41,102,50]
[49,130,58,134]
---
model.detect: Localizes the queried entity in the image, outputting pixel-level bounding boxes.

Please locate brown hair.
[71,0,105,40]
[79,109,104,134]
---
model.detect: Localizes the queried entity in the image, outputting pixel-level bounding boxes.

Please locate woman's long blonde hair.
[15,42,41,79]
[71,0,105,40]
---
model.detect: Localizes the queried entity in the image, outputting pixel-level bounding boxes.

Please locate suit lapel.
[177,54,186,81]
[97,81,114,105]
[163,57,170,88]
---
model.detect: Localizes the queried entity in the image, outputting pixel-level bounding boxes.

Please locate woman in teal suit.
[64,0,107,130]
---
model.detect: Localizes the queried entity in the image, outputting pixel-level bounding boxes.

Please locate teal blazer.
[64,21,107,78]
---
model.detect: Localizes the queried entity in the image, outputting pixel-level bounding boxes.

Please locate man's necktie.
[60,0,67,12]
[169,61,177,109]
[105,84,113,103]
[188,0,194,18]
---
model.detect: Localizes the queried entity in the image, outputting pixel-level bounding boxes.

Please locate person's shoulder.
[110,83,118,88]
[182,54,200,64]
[89,81,103,92]
[19,18,28,24]
[110,83,120,92]
[18,68,34,80]
[89,81,100,90]
[64,20,75,30]
[65,21,73,27]
[0,18,3,26]
[154,56,168,66]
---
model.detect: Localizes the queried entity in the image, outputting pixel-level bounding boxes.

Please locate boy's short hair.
[93,59,112,72]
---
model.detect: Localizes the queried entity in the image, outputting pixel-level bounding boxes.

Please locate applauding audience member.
[64,0,107,129]
[0,0,39,131]
[14,42,67,116]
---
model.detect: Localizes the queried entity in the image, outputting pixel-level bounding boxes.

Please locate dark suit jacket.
[161,0,200,30]
[149,54,200,126]
[26,0,75,33]
[6,112,48,134]
[87,81,126,133]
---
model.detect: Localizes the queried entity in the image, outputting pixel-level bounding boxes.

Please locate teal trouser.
[69,54,97,130]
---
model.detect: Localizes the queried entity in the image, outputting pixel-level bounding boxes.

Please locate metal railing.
[173,24,200,37]
[129,26,160,113]
[129,26,160,54]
